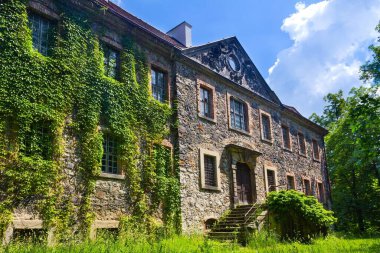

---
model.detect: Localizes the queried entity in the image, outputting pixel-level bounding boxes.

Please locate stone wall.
[175,62,328,232]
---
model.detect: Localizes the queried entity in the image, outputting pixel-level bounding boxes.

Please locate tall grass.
[1,233,379,253]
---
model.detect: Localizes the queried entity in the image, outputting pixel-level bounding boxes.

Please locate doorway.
[236,162,253,204]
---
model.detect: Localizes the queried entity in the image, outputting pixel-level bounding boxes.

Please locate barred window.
[267,170,276,192]
[200,87,212,118]
[151,68,166,103]
[282,125,291,149]
[230,98,247,131]
[303,179,311,195]
[103,45,119,79]
[287,175,295,190]
[102,133,118,174]
[204,155,217,187]
[28,12,53,56]
[261,114,272,141]
[312,139,320,160]
[298,132,306,155]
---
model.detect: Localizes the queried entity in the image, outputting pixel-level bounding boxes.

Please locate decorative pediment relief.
[184,38,280,104]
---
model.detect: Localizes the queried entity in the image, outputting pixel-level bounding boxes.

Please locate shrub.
[266,190,337,241]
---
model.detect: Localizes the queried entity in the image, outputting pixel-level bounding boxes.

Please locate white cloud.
[267,0,380,117]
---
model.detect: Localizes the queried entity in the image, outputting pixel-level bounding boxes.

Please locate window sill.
[198,114,217,124]
[98,173,125,181]
[229,126,251,136]
[313,158,321,163]
[299,153,307,158]
[283,147,292,152]
[261,138,273,145]
[201,185,221,192]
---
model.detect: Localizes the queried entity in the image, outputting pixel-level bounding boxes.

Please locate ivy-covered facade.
[0,0,330,243]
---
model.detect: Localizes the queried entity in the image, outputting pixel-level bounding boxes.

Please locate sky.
[116,0,380,117]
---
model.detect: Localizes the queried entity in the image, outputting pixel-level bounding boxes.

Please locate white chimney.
[167,21,192,47]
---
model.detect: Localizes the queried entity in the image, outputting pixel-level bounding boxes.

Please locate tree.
[310,22,380,233]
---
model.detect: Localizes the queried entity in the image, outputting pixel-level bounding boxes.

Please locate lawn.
[1,233,380,253]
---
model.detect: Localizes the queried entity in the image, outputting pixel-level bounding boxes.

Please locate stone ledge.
[94,220,119,229]
[98,173,125,180]
[13,219,43,229]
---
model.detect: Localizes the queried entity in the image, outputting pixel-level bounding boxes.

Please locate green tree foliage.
[309,23,380,233]
[266,190,336,242]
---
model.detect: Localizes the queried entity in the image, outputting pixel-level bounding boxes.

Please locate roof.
[96,0,185,49]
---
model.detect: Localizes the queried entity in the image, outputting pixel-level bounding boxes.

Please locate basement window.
[12,229,47,244]
[205,218,217,231]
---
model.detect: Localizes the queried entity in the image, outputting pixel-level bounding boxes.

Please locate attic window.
[227,54,240,72]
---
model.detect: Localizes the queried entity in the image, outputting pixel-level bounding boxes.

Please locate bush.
[266,190,337,241]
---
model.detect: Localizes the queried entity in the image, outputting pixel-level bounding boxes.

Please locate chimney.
[167,21,192,47]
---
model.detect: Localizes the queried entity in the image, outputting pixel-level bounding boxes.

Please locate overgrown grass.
[1,233,379,253]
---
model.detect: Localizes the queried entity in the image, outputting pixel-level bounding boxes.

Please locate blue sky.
[117,0,380,117]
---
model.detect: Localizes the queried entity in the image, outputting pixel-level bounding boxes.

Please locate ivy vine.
[0,0,181,241]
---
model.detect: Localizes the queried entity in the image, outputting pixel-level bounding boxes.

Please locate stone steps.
[207,203,267,243]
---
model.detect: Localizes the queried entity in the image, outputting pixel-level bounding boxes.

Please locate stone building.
[2,0,330,242]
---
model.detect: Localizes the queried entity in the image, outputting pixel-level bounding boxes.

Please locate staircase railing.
[243,203,262,225]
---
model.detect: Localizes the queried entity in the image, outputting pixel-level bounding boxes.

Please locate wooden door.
[236,162,253,204]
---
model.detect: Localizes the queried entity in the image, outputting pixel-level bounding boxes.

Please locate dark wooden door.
[236,162,253,204]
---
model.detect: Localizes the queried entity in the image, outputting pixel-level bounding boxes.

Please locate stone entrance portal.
[225,142,261,207]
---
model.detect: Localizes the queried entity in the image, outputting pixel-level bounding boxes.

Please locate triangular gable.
[183,37,281,104]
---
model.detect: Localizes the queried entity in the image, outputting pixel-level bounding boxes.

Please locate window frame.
[281,124,292,151]
[259,110,273,143]
[302,177,312,196]
[312,139,321,162]
[100,130,124,179]
[197,80,216,122]
[316,180,325,203]
[286,173,296,190]
[199,148,221,191]
[150,66,169,104]
[264,165,278,194]
[28,11,56,56]
[102,43,120,80]
[227,94,250,134]
[297,131,307,157]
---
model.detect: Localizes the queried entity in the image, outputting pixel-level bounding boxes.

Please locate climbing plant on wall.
[0,0,181,241]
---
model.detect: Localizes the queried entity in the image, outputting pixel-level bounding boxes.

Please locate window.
[205,218,217,230]
[267,170,276,192]
[103,45,119,79]
[312,139,320,160]
[199,148,220,191]
[204,155,217,187]
[102,133,118,174]
[317,182,324,203]
[151,68,166,102]
[261,113,272,141]
[287,175,295,190]
[28,12,53,56]
[282,125,291,150]
[303,179,311,195]
[200,87,212,118]
[230,98,247,131]
[21,121,53,160]
[298,132,306,155]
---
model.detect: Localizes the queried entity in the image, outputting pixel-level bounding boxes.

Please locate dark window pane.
[318,183,324,202]
[298,133,306,155]
[204,155,217,187]
[103,45,119,79]
[304,179,311,195]
[267,170,276,192]
[151,69,166,102]
[200,87,211,118]
[287,176,295,190]
[28,13,52,56]
[102,133,118,174]
[312,140,320,160]
[282,125,291,149]
[230,98,246,131]
[262,114,271,140]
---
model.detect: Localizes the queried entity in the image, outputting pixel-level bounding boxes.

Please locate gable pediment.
[183,37,280,104]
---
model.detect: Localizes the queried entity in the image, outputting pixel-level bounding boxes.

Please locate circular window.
[227,55,240,72]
